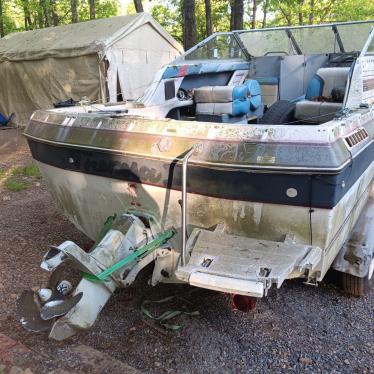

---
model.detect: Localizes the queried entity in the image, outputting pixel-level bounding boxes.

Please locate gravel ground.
[0,128,373,374]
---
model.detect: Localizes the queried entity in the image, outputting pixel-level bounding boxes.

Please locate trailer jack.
[17,213,174,341]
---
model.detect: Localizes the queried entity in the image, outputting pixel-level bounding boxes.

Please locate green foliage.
[151,0,231,46]
[11,164,41,178]
[1,0,373,45]
[267,0,374,27]
[332,0,374,22]
[1,0,119,34]
[77,0,119,23]
[152,0,374,45]
[151,1,183,43]
[1,163,41,192]
[4,177,29,191]
[0,168,6,179]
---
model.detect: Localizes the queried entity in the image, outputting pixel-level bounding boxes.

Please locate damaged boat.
[21,21,374,340]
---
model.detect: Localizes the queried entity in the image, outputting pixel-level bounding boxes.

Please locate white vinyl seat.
[294,101,343,122]
[194,81,262,124]
[295,67,350,124]
[194,84,250,123]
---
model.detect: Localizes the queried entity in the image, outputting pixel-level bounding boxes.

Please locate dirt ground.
[0,128,373,374]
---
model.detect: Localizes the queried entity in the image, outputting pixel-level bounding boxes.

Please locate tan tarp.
[0,13,182,61]
[0,56,100,125]
[0,13,183,125]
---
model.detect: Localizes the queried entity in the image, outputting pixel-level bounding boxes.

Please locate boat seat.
[294,67,349,124]
[294,101,343,123]
[255,77,279,108]
[194,80,261,124]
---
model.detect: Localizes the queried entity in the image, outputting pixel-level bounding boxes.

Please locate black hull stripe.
[27,139,373,209]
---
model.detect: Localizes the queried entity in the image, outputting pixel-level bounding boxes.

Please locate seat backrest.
[194,81,263,120]
[256,77,278,107]
[194,85,248,103]
[305,67,349,100]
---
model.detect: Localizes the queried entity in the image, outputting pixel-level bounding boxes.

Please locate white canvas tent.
[0,13,183,125]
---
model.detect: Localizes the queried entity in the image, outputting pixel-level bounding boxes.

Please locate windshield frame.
[175,20,374,62]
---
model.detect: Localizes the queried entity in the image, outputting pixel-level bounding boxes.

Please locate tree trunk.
[89,0,95,19]
[309,0,315,24]
[279,5,292,26]
[0,0,4,37]
[183,0,197,50]
[71,0,78,23]
[50,0,59,26]
[230,0,244,31]
[230,1,234,31]
[204,0,212,37]
[133,0,143,13]
[298,0,304,25]
[23,0,33,30]
[262,0,268,28]
[39,0,50,27]
[37,0,44,28]
[44,1,50,26]
[251,0,257,29]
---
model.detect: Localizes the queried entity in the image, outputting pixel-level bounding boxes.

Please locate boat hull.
[24,108,374,281]
[36,157,374,280]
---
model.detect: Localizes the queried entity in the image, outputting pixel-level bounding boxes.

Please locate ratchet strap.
[82,229,174,282]
[141,296,200,330]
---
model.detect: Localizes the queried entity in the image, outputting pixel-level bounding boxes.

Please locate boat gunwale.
[29,108,374,145]
[25,131,368,174]
[28,117,338,146]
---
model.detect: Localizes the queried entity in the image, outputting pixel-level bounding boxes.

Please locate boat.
[21,21,374,340]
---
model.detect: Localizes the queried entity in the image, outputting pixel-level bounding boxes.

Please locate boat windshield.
[183,33,245,61]
[180,21,374,61]
[238,22,374,56]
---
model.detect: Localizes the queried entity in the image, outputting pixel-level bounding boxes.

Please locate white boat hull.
[37,159,374,280]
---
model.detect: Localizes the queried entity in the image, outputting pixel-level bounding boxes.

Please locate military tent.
[0,13,183,125]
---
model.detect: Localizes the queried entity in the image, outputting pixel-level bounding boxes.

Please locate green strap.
[141,296,200,331]
[90,214,116,252]
[82,229,174,282]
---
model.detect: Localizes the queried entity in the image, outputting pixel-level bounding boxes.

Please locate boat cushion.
[294,101,342,123]
[194,85,248,103]
[248,95,262,111]
[296,67,349,123]
[255,77,279,107]
[305,75,324,100]
[318,67,350,98]
[255,77,279,85]
[196,99,250,117]
[244,79,262,110]
[305,67,350,100]
[244,79,261,96]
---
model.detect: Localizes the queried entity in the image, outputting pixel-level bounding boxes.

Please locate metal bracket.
[332,25,345,53]
[181,144,202,266]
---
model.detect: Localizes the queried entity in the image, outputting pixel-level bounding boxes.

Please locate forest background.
[0,0,373,50]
